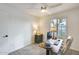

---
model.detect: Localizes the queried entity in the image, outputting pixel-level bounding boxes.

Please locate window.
[50,17,67,39]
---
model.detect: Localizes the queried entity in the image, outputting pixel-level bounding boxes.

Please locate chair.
[60,36,73,54]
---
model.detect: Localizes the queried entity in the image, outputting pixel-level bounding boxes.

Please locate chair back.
[60,37,73,54]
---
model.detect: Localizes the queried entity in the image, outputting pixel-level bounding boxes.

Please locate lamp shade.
[50,27,57,32]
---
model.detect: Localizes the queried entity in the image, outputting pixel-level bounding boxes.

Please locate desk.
[46,47,52,55]
[51,39,63,53]
[46,39,63,55]
[45,47,57,55]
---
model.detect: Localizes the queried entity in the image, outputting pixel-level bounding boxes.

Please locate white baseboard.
[70,47,79,51]
[7,41,32,55]
[0,52,8,55]
[0,42,31,55]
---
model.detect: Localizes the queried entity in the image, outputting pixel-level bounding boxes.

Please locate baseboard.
[0,52,9,55]
[8,41,32,55]
[70,47,79,52]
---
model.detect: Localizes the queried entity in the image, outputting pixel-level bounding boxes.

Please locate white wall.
[53,8,79,51]
[40,7,79,51]
[39,17,51,41]
[0,4,38,54]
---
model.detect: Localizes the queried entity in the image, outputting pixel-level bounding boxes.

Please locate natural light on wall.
[32,23,42,35]
[33,24,38,30]
[33,24,38,34]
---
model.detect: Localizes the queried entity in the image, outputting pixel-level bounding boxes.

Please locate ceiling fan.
[40,3,62,12]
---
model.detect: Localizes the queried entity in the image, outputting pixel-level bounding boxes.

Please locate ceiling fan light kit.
[41,6,47,13]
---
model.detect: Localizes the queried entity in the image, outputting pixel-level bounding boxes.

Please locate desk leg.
[46,49,50,55]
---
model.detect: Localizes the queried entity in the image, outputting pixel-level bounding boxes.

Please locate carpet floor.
[8,44,79,55]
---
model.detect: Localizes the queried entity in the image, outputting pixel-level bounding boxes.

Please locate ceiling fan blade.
[48,4,62,8]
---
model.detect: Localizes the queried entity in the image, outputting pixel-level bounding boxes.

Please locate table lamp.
[50,26,57,39]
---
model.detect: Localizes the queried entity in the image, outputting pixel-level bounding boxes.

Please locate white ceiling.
[0,3,79,17]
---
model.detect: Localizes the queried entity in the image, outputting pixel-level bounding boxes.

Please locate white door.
[0,19,9,55]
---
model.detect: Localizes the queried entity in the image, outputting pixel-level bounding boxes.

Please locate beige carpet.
[8,44,79,55]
